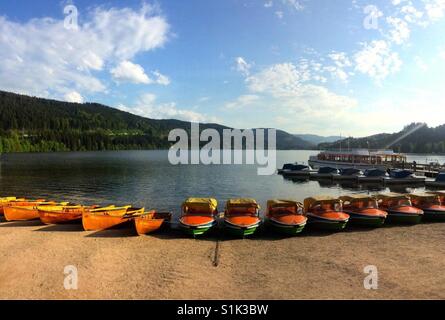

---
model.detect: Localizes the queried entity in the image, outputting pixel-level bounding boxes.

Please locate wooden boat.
[425,173,445,188]
[82,205,141,231]
[179,198,218,237]
[3,200,54,221]
[410,193,445,221]
[339,194,387,227]
[265,200,307,235]
[224,198,261,237]
[383,169,425,185]
[332,168,363,181]
[134,211,172,235]
[38,204,99,225]
[376,193,423,224]
[303,196,349,231]
[0,197,26,215]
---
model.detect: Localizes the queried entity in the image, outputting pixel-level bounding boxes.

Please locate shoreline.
[0,217,443,299]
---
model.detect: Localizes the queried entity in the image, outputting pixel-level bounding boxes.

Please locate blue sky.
[1,0,445,136]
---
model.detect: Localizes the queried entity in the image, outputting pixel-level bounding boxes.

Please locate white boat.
[309,149,407,170]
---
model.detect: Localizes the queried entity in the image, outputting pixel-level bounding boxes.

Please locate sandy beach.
[0,217,444,300]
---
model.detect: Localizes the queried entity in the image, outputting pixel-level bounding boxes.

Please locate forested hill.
[319,123,445,154]
[0,91,312,152]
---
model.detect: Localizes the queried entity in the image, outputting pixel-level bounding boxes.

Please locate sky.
[0,0,445,137]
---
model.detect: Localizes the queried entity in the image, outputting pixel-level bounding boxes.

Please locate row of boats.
[1,192,445,237]
[278,164,445,186]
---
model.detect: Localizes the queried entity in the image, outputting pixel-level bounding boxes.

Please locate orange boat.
[303,196,350,231]
[339,194,387,227]
[0,197,26,215]
[38,204,99,225]
[3,200,54,221]
[82,206,143,231]
[223,198,262,237]
[179,198,218,237]
[265,200,307,235]
[134,211,172,235]
[376,193,423,224]
[410,193,445,221]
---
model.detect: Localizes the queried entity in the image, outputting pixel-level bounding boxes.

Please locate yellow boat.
[38,204,96,225]
[82,206,143,231]
[3,200,56,221]
[0,197,26,215]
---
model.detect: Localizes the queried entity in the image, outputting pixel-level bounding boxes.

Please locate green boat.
[179,198,219,237]
[304,196,350,231]
[340,194,387,227]
[223,198,261,238]
[264,200,307,235]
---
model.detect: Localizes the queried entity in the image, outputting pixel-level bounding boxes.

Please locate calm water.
[0,150,442,217]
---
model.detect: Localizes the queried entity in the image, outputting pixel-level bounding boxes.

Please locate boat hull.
[385,211,423,224]
[82,211,130,231]
[308,159,386,170]
[39,209,83,225]
[383,177,425,185]
[265,218,306,235]
[4,206,39,221]
[134,212,171,235]
[345,212,386,227]
[223,221,260,237]
[421,209,445,221]
[306,212,349,231]
[179,220,216,237]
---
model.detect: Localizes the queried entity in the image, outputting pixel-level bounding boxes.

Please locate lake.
[1,150,443,217]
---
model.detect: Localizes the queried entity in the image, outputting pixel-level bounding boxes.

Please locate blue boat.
[358,168,388,183]
[311,167,339,179]
[278,164,314,177]
[384,169,425,185]
[425,172,445,188]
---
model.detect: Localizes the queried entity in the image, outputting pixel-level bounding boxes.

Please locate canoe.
[304,196,349,231]
[376,193,423,224]
[3,201,54,221]
[340,195,387,227]
[38,204,97,225]
[223,198,261,238]
[265,200,307,235]
[82,206,139,231]
[0,197,26,215]
[134,211,172,235]
[179,198,218,237]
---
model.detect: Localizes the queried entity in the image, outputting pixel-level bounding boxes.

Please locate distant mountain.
[294,134,343,145]
[0,90,312,152]
[319,123,445,154]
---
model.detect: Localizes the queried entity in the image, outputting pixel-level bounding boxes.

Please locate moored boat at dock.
[264,200,307,235]
[279,164,315,177]
[332,168,364,181]
[311,167,339,179]
[179,198,218,237]
[376,193,423,224]
[303,196,349,231]
[425,172,445,188]
[357,168,388,183]
[339,194,387,227]
[223,198,261,237]
[383,169,425,185]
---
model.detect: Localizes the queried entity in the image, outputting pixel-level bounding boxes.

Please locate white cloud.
[118,93,217,123]
[234,57,252,76]
[64,91,84,103]
[386,17,411,44]
[111,60,150,84]
[275,11,284,19]
[283,0,304,11]
[264,1,273,8]
[153,71,170,85]
[354,40,402,81]
[0,4,169,99]
[425,0,445,21]
[224,94,259,109]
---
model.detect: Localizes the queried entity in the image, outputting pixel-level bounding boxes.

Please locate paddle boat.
[179,198,218,237]
[425,172,445,188]
[279,164,315,177]
[3,200,55,221]
[332,168,364,181]
[383,169,425,185]
[134,211,172,235]
[410,193,445,221]
[428,190,445,204]
[376,193,423,224]
[339,194,387,227]
[311,167,339,179]
[357,168,388,183]
[264,200,307,235]
[38,204,98,225]
[82,205,142,231]
[223,198,261,237]
[303,196,350,231]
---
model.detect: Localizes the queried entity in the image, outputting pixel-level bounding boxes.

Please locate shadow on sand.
[0,219,43,227]
[34,223,84,232]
